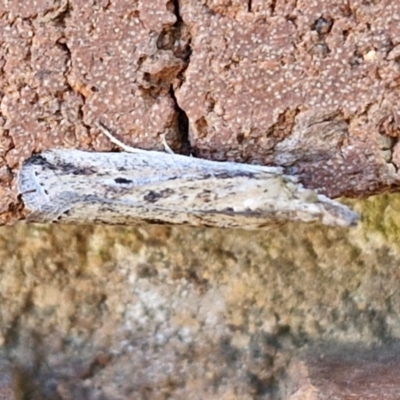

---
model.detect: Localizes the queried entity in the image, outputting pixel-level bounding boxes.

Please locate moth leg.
[96,122,149,154]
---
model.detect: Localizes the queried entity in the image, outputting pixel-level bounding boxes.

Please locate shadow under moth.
[18,125,359,229]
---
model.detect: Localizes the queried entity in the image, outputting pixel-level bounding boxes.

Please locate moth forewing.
[18,149,359,228]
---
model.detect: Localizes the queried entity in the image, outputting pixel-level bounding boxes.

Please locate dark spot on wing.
[114,177,132,184]
[144,189,175,203]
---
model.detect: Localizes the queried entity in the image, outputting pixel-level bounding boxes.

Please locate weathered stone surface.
[285,345,400,399]
[0,362,16,400]
[0,195,398,397]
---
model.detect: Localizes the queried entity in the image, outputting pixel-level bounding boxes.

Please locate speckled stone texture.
[0,1,400,223]
[0,195,399,398]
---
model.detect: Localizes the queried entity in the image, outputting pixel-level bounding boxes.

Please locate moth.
[18,124,359,228]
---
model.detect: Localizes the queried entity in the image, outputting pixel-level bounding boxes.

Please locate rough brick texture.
[176,0,400,198]
[0,0,400,224]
